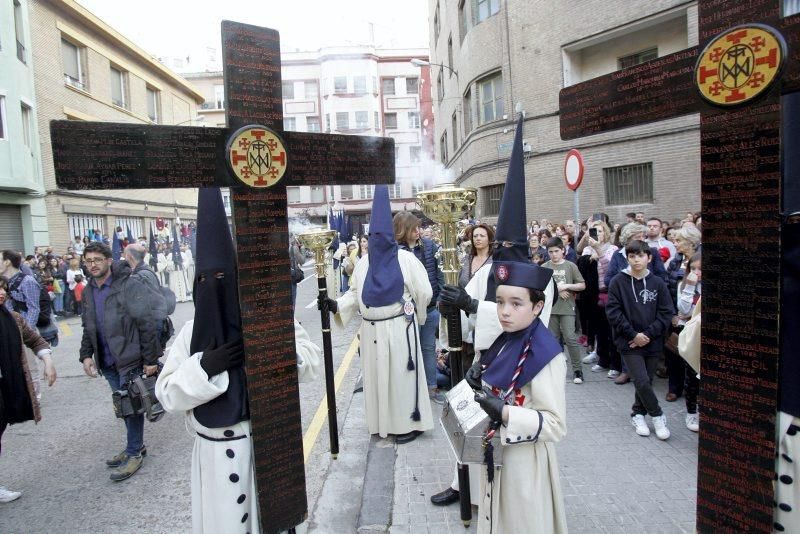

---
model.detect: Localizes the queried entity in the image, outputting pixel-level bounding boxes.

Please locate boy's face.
[627,251,650,274]
[496,285,543,333]
[547,246,564,263]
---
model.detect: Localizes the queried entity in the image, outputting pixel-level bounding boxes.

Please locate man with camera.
[79,242,162,481]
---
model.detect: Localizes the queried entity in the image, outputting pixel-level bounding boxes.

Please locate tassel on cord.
[410,318,421,421]
[485,441,496,483]
[406,321,415,371]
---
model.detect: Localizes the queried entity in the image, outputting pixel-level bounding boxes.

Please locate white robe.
[166,255,191,302]
[156,253,169,286]
[182,250,196,290]
[776,412,800,533]
[334,249,434,437]
[156,320,321,534]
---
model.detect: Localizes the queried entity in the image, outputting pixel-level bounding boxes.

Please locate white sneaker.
[607,370,620,379]
[0,486,21,503]
[591,364,607,372]
[685,413,699,432]
[582,351,598,364]
[631,415,650,436]
[652,415,671,440]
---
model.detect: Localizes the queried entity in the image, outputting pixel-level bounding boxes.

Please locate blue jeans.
[419,307,440,389]
[102,367,145,456]
[52,292,64,313]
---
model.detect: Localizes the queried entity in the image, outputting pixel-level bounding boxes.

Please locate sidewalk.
[348,359,698,533]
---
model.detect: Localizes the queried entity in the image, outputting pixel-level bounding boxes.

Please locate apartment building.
[427,0,704,223]
[186,45,436,236]
[0,0,47,253]
[30,0,205,250]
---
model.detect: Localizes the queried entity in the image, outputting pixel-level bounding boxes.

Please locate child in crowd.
[606,240,674,439]
[542,237,586,384]
[72,274,86,316]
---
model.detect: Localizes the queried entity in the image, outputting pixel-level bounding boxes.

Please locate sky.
[76,0,431,69]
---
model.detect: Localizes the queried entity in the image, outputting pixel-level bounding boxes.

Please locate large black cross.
[559,3,799,532]
[49,21,394,533]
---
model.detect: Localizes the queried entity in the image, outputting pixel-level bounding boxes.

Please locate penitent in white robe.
[166,256,191,303]
[334,249,434,437]
[182,250,196,291]
[155,320,321,534]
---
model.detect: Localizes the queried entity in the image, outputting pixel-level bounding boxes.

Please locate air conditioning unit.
[523,142,532,153]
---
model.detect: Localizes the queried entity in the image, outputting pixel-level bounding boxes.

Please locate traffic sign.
[564,149,584,191]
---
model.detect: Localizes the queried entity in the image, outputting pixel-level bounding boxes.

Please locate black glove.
[439,284,479,314]
[317,294,338,314]
[475,387,506,423]
[200,339,245,378]
[465,361,483,391]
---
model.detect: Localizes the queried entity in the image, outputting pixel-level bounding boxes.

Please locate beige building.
[185,45,436,236]
[31,0,204,250]
[427,0,702,224]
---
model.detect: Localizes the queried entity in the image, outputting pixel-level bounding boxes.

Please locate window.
[14,0,25,63]
[69,215,105,241]
[618,48,658,70]
[282,81,295,99]
[407,111,420,129]
[355,111,369,129]
[354,76,367,95]
[146,87,159,123]
[447,36,454,78]
[451,112,458,152]
[283,117,296,130]
[214,85,224,109]
[395,146,401,161]
[463,88,473,133]
[0,96,5,140]
[440,131,448,164]
[287,187,302,204]
[478,73,503,124]
[334,76,348,94]
[359,185,375,199]
[310,186,325,203]
[410,146,421,163]
[374,111,379,129]
[336,112,349,130]
[785,0,800,16]
[21,104,32,148]
[389,183,402,199]
[474,0,500,24]
[434,2,441,41]
[373,76,378,93]
[307,116,321,132]
[326,114,331,132]
[437,72,444,102]
[483,184,504,216]
[603,163,654,205]
[110,66,127,108]
[339,185,354,200]
[61,39,85,89]
[458,0,469,43]
[305,81,318,100]
[384,113,398,129]
[412,182,423,196]
[382,78,395,95]
[115,217,143,239]
[406,77,419,95]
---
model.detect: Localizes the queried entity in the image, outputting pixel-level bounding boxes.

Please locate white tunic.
[182,250,196,290]
[156,320,321,534]
[156,253,169,286]
[166,255,191,302]
[334,249,434,437]
[776,412,800,533]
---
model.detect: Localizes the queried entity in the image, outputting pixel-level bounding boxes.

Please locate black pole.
[441,302,472,526]
[318,277,340,458]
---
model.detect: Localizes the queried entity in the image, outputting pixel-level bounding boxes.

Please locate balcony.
[16,40,26,64]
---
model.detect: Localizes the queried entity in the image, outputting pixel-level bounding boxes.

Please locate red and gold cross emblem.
[695,24,786,107]
[227,125,288,188]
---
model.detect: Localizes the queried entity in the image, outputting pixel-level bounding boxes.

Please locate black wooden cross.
[560,4,799,532]
[49,21,394,533]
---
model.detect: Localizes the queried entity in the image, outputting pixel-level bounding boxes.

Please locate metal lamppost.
[297,228,340,458]
[416,183,476,526]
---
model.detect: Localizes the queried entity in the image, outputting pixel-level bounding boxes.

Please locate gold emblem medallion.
[696,24,786,107]
[227,125,288,187]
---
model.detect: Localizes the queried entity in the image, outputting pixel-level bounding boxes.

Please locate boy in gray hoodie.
[606,240,674,440]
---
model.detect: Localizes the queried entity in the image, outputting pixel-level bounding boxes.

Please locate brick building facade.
[427,0,701,224]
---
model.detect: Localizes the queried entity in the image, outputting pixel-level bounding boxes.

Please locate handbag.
[52,279,63,294]
[678,298,701,375]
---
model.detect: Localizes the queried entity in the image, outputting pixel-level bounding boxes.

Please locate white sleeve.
[404,251,433,326]
[295,320,322,383]
[333,283,359,327]
[500,354,567,445]
[155,322,230,413]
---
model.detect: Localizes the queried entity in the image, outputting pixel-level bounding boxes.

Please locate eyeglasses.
[84,258,108,265]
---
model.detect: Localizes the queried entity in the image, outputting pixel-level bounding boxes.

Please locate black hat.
[493,261,553,291]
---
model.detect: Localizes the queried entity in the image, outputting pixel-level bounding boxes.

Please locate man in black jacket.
[79,242,162,481]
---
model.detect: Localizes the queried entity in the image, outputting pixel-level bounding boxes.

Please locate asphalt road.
[0,263,362,533]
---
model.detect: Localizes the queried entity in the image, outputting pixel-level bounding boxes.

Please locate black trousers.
[665,348,686,396]
[595,304,621,371]
[622,351,663,417]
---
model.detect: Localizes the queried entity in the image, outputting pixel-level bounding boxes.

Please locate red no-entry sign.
[564,149,584,191]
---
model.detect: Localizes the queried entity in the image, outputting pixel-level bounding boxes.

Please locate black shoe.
[106,445,147,467]
[430,487,460,506]
[573,370,584,384]
[395,430,423,444]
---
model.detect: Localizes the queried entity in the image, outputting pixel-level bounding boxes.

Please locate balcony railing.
[64,75,86,91]
[16,40,26,64]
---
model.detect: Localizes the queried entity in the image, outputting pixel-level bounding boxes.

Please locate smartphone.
[589,228,598,240]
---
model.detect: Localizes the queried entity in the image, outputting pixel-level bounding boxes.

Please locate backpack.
[9,274,52,327]
[129,268,176,350]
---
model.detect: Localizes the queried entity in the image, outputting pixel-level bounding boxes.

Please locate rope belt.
[196,432,248,442]
[361,312,405,322]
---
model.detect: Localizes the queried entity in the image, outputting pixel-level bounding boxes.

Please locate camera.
[112,373,165,422]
